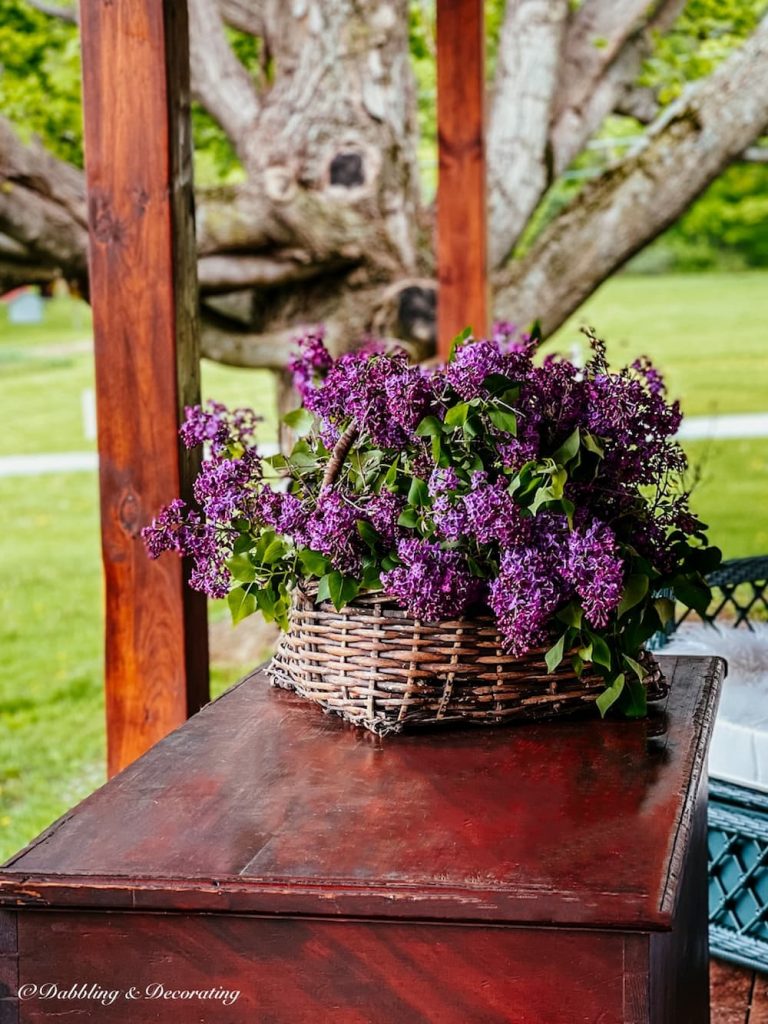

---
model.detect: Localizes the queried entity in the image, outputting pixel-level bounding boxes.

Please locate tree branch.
[188,0,262,162]
[218,0,265,37]
[549,0,685,177]
[487,0,568,268]
[0,118,88,284]
[24,0,78,23]
[197,251,358,293]
[495,15,768,335]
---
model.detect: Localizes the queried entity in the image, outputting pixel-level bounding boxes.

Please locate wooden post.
[79,0,209,776]
[436,0,489,357]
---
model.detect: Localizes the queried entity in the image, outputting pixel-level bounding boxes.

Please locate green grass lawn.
[1,273,767,861]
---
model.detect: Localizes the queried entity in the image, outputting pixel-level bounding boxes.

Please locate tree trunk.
[1,2,768,351]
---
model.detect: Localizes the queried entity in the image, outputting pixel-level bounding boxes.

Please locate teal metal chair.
[661,555,768,971]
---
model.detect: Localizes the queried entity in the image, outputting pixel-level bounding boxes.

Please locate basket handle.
[320,422,358,492]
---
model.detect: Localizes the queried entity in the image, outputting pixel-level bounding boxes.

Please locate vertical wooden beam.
[436,0,489,357]
[79,0,209,776]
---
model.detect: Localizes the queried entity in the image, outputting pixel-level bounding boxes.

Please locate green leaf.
[528,320,543,345]
[255,586,276,620]
[383,461,399,488]
[617,574,649,618]
[589,632,612,669]
[356,519,380,551]
[582,432,604,458]
[556,602,583,630]
[673,578,711,616]
[298,548,330,576]
[262,538,286,564]
[415,415,443,437]
[328,571,359,611]
[253,529,276,561]
[483,373,519,398]
[448,326,472,362]
[397,508,420,528]
[654,597,676,627]
[545,632,567,673]
[623,654,647,682]
[596,674,625,717]
[444,402,470,429]
[228,586,257,625]
[462,415,481,439]
[552,427,580,465]
[407,477,430,507]
[624,678,647,719]
[316,574,332,603]
[488,408,518,435]
[226,552,257,583]
[282,407,315,435]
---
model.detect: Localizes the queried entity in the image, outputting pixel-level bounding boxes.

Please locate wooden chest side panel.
[650,778,710,1023]
[16,912,648,1024]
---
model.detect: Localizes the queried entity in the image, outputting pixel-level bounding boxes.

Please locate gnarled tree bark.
[1,1,768,359]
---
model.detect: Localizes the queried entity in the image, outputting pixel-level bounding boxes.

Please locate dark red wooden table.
[0,655,723,1023]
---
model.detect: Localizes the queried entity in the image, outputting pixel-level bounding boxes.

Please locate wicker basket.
[267,588,667,735]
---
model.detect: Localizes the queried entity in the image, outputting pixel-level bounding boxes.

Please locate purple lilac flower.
[142,499,194,558]
[381,539,481,621]
[383,365,433,434]
[180,401,261,454]
[445,338,506,399]
[631,356,666,396]
[489,547,566,655]
[432,494,469,542]
[193,449,261,523]
[428,467,460,496]
[253,488,306,535]
[142,501,232,599]
[289,329,334,399]
[303,348,432,449]
[366,489,404,547]
[563,520,624,628]
[305,491,365,575]
[463,480,531,547]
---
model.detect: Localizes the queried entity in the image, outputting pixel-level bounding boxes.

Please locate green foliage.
[0,0,82,165]
[641,0,768,103]
[653,164,768,269]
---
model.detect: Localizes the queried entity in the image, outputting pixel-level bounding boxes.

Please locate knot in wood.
[329,152,365,188]
[90,193,125,246]
[118,490,142,538]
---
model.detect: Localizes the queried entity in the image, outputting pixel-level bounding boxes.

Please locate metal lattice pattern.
[709,782,768,971]
[680,555,768,629]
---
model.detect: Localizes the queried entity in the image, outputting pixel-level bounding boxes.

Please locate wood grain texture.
[711,960,756,1023]
[15,912,644,1024]
[0,657,723,930]
[436,0,488,353]
[79,0,209,776]
[650,776,710,1022]
[0,913,17,1024]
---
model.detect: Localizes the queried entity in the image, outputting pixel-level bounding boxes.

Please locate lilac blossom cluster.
[144,325,709,666]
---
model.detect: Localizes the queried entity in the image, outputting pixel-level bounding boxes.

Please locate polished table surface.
[0,655,723,932]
